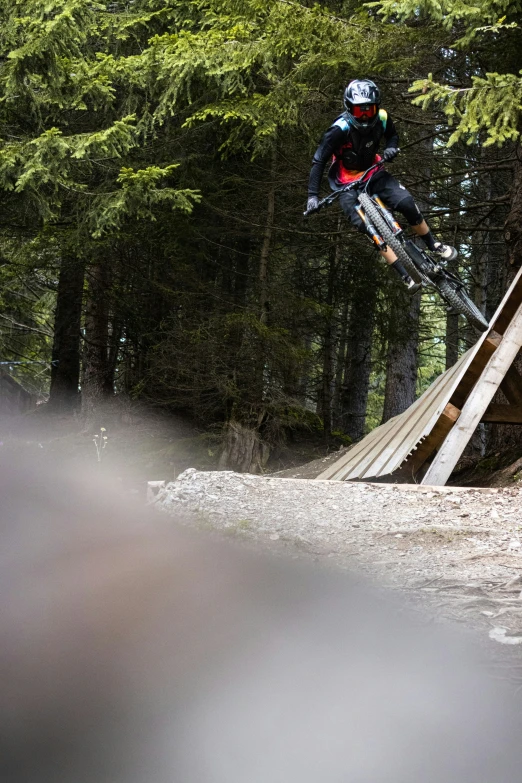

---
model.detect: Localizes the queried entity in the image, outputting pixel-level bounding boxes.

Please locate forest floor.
[152,469,522,680]
[0,399,343,488]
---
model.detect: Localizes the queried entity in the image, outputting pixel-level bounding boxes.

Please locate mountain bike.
[304,161,489,332]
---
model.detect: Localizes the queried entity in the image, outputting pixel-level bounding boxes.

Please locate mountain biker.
[307,79,458,292]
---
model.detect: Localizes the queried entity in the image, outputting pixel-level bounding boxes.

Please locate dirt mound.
[153,469,522,667]
[270,445,352,479]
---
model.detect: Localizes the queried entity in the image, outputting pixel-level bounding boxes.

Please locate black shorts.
[338,172,423,233]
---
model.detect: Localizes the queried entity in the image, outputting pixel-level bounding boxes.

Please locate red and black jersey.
[308,110,399,196]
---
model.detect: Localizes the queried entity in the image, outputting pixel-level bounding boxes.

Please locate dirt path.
[152,470,522,674]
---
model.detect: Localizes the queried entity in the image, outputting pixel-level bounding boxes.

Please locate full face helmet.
[343,79,381,132]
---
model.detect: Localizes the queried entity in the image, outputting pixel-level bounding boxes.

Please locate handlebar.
[303,154,398,218]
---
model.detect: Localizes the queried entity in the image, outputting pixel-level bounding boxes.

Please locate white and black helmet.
[343,79,381,131]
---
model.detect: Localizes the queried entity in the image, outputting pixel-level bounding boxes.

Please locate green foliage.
[0,1,201,235]
[373,0,522,145]
[411,72,522,147]
[0,0,511,468]
[91,165,200,237]
[373,0,519,34]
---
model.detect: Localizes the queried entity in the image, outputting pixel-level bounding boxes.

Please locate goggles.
[352,104,377,120]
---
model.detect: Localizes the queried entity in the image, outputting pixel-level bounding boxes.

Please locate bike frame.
[305,162,454,286]
[305,162,401,251]
[304,159,489,331]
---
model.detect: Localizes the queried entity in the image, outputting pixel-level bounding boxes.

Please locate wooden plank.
[401,403,461,476]
[450,333,501,409]
[482,404,522,424]
[334,354,467,481]
[423,299,522,486]
[489,267,522,335]
[499,363,522,405]
[358,358,468,479]
[360,334,498,480]
[317,416,398,480]
[319,337,484,481]
[317,270,522,484]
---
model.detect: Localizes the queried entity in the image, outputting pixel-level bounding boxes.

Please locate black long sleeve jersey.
[308,109,399,197]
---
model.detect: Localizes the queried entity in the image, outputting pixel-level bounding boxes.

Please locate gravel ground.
[152,469,522,667]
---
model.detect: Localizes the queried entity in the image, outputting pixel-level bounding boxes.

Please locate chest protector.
[334,109,388,172]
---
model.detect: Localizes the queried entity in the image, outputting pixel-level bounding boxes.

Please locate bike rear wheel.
[437,278,489,332]
[358,193,423,284]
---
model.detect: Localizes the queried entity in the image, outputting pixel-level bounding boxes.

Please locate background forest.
[1,0,521,473]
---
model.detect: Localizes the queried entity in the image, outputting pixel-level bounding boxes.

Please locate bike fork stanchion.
[356,207,387,251]
[373,197,402,235]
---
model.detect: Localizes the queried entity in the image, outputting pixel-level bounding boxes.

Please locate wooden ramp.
[318,267,522,486]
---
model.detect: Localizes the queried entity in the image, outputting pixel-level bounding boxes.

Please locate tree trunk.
[259,144,277,325]
[381,135,433,421]
[321,222,341,438]
[220,145,277,471]
[81,261,112,422]
[332,300,349,429]
[339,262,377,441]
[504,140,522,271]
[107,319,123,392]
[445,311,459,369]
[486,140,522,455]
[218,420,269,473]
[381,288,421,423]
[48,255,85,412]
[445,252,460,369]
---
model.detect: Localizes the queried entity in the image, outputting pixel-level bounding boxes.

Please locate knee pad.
[397,195,424,226]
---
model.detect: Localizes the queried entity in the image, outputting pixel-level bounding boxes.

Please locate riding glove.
[383,147,399,162]
[306,196,319,213]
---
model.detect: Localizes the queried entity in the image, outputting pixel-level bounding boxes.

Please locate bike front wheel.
[437,278,489,332]
[358,193,423,284]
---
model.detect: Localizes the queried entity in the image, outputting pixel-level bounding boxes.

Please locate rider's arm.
[383,114,399,155]
[308,125,346,196]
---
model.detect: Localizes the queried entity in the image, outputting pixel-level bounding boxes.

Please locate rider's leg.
[380,248,421,293]
[411,220,457,260]
[339,189,420,292]
[373,175,458,261]
[339,188,399,265]
[411,219,436,249]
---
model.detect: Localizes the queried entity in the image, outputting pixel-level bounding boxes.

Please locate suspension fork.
[355,205,387,251]
[373,197,403,235]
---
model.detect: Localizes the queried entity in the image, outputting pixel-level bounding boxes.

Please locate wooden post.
[423,301,522,486]
[405,403,461,476]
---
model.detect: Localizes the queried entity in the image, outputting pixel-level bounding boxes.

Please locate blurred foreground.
[1,455,521,782]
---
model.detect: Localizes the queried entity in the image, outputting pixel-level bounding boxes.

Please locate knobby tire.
[437,279,489,333]
[358,193,423,284]
[359,193,489,332]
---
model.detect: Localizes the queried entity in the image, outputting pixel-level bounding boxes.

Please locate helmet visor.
[352,104,377,120]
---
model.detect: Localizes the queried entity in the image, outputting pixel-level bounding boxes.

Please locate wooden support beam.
[404,403,461,476]
[450,333,502,409]
[315,269,522,485]
[482,404,522,424]
[423,302,522,485]
[499,362,522,405]
[490,274,522,334]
